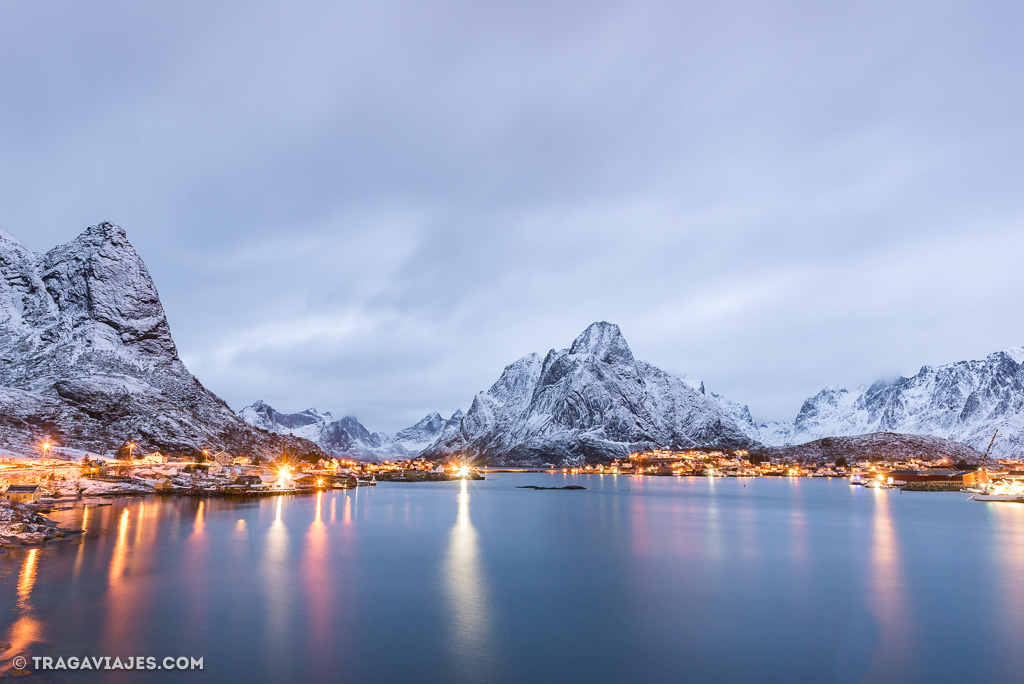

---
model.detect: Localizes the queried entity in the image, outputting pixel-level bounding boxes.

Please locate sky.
[2,1,1023,433]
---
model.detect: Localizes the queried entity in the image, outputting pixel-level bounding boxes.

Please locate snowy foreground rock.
[757,347,1024,455]
[0,223,322,459]
[0,498,77,547]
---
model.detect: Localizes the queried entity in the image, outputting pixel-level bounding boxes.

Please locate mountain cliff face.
[761,347,1024,455]
[0,223,323,459]
[423,322,756,466]
[238,400,463,461]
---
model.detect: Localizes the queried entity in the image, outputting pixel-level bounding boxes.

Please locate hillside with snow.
[238,400,463,462]
[0,223,323,460]
[422,322,756,465]
[755,347,1024,455]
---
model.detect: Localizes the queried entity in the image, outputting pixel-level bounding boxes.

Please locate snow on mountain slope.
[773,348,1024,454]
[0,223,323,459]
[238,400,334,444]
[423,322,756,466]
[238,401,464,461]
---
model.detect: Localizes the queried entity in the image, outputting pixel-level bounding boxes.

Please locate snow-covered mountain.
[0,223,323,459]
[238,400,463,461]
[422,322,756,466]
[392,410,464,453]
[761,347,1024,455]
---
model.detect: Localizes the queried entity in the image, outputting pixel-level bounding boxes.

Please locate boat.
[971,492,1024,502]
[967,478,1024,502]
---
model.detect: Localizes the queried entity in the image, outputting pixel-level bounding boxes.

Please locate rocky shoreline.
[0,498,82,548]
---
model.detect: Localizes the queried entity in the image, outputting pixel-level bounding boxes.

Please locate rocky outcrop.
[750,432,983,465]
[0,223,323,460]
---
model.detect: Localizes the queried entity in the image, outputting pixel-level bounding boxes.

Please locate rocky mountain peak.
[768,344,1024,454]
[0,224,323,460]
[40,222,178,366]
[0,227,29,250]
[568,321,634,364]
[424,322,754,465]
[84,221,127,239]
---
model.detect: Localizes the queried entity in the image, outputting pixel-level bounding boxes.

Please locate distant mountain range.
[238,400,462,462]
[245,322,757,465]
[749,348,1024,456]
[0,223,322,459]
[246,324,1024,464]
[4,222,1022,465]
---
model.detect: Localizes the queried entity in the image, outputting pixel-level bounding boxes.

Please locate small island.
[516,485,586,491]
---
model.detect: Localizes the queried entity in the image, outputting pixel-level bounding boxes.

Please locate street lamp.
[127,442,137,462]
[40,439,52,459]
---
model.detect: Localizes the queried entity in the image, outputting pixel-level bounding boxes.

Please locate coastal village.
[2,436,1022,506]
[3,432,1024,547]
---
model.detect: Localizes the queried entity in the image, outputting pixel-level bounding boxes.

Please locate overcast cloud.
[2,1,1022,432]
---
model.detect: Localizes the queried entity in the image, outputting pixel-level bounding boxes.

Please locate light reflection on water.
[864,488,913,681]
[445,479,493,680]
[0,548,40,674]
[0,476,1022,682]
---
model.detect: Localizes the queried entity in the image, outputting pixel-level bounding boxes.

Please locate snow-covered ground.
[0,498,78,546]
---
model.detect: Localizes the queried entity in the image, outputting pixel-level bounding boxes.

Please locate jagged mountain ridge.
[422,322,756,466]
[756,347,1024,455]
[0,223,323,459]
[238,400,463,462]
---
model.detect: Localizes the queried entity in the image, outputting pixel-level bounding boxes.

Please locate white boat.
[971,492,1024,502]
[967,478,1024,502]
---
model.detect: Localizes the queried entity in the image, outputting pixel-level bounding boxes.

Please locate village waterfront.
[1,474,1024,682]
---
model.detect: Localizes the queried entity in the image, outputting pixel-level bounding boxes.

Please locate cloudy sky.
[2,1,1022,432]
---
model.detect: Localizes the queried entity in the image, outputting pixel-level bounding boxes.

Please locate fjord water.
[2,475,1023,683]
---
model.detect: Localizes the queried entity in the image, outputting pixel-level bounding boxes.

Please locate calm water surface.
[1,474,1022,683]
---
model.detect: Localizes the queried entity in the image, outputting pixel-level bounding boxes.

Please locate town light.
[458,465,469,478]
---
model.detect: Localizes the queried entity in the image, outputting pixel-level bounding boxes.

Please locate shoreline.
[0,499,83,549]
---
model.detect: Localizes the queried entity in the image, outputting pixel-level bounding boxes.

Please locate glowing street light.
[40,439,52,459]
[127,442,137,461]
[458,465,469,479]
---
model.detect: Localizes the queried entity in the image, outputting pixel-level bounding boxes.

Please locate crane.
[982,428,999,470]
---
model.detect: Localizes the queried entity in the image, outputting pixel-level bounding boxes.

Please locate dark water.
[2,474,1023,683]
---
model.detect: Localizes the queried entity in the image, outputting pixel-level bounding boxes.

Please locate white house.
[138,451,167,465]
[212,451,233,467]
